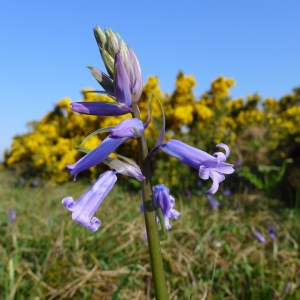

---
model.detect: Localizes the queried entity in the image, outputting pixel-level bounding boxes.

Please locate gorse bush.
[4,73,300,196]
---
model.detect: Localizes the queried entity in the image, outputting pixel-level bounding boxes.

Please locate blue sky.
[1,1,300,160]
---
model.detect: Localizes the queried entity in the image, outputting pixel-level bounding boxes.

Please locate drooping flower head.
[63,160,145,232]
[140,184,180,230]
[160,139,235,194]
[66,118,144,179]
[62,171,117,232]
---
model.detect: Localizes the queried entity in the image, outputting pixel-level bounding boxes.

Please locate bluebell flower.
[207,194,220,210]
[140,184,180,230]
[71,101,132,116]
[268,225,276,240]
[62,171,117,232]
[32,180,39,187]
[9,209,16,224]
[285,282,291,294]
[67,136,128,178]
[253,231,266,244]
[235,159,243,167]
[223,187,232,197]
[160,139,234,194]
[67,118,144,178]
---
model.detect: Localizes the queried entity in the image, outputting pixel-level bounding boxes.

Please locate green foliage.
[238,158,293,195]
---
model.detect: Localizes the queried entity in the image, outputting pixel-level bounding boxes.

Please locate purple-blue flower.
[161,139,235,194]
[223,187,232,197]
[253,231,266,244]
[62,171,117,232]
[32,180,39,187]
[66,118,144,178]
[207,194,220,210]
[67,136,128,178]
[114,53,132,107]
[235,159,243,167]
[9,209,16,223]
[127,47,142,102]
[110,118,144,138]
[268,225,276,240]
[141,184,180,230]
[71,101,132,116]
[285,282,291,294]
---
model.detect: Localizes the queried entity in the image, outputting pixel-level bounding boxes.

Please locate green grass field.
[0,169,299,299]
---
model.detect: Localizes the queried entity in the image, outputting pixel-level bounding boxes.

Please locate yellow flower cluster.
[4,74,300,185]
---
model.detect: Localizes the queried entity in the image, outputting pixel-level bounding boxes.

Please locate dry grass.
[0,170,299,299]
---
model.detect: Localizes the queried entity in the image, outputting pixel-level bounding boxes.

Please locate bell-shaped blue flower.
[66,118,144,179]
[62,171,117,232]
[141,184,180,230]
[71,101,132,116]
[161,139,234,194]
[66,136,128,179]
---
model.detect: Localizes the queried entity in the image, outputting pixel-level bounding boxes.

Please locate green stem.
[132,102,168,299]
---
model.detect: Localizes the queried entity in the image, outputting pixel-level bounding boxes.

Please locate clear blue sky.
[1,1,299,160]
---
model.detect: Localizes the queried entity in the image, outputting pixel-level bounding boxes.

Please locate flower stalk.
[131,102,169,299]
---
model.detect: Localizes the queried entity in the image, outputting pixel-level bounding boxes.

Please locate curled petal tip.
[216,143,230,159]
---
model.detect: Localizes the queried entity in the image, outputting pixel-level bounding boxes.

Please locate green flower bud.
[101,49,115,78]
[93,26,106,53]
[104,28,119,58]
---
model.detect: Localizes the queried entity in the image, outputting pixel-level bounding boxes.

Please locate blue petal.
[199,165,210,179]
[110,118,144,138]
[168,208,180,220]
[71,101,132,116]
[114,53,132,107]
[127,47,143,102]
[215,162,235,174]
[62,171,117,232]
[66,137,128,178]
[216,143,230,159]
[161,139,213,169]
[213,152,227,163]
[205,170,225,194]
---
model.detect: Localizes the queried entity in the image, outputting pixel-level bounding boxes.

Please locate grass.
[0,169,300,299]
